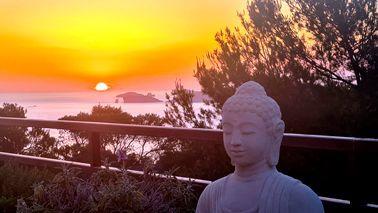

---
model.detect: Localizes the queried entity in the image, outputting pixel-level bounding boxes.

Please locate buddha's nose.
[230,132,242,146]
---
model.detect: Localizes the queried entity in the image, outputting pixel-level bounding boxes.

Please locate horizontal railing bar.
[282,133,378,151]
[319,196,350,205]
[1,117,378,151]
[0,117,222,142]
[1,152,377,208]
[284,133,378,142]
[283,135,356,151]
[318,197,378,209]
[105,166,212,185]
[367,203,378,208]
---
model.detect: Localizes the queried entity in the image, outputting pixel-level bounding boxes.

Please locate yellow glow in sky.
[0,0,246,92]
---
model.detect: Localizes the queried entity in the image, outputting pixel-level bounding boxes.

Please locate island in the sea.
[115,92,163,103]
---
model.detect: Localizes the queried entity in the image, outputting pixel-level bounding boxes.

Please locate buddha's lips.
[230,150,245,155]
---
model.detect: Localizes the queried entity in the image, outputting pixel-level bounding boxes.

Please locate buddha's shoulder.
[196,175,230,211]
[210,175,230,186]
[201,175,230,195]
[270,172,323,212]
[280,174,324,213]
[275,172,300,183]
[275,173,320,201]
[289,183,323,208]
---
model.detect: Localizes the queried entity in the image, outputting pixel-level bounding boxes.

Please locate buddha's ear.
[274,120,285,144]
[268,120,285,167]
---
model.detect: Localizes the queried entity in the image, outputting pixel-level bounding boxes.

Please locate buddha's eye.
[241,131,255,135]
[223,129,232,135]
[240,123,256,135]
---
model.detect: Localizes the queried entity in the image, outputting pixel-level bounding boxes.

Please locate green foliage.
[19,167,196,212]
[156,140,233,180]
[0,163,53,212]
[0,103,28,153]
[57,105,135,162]
[0,196,17,213]
[0,163,53,198]
[134,113,165,126]
[287,0,377,91]
[192,0,377,137]
[58,105,166,169]
[0,163,196,212]
[165,82,218,129]
[0,103,27,118]
[23,128,59,158]
[161,85,232,180]
[0,103,59,156]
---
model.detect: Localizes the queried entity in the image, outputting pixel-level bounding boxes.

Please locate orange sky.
[0,0,246,92]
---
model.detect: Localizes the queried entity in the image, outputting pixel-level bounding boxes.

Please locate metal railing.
[0,117,377,210]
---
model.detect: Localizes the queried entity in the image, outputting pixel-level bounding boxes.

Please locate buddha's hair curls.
[222,81,282,134]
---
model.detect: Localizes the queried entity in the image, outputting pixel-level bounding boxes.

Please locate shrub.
[0,162,53,212]
[18,167,197,212]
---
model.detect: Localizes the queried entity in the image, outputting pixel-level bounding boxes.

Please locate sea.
[0,91,207,138]
[0,90,206,119]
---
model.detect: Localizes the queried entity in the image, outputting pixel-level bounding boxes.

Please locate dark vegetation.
[0,163,53,212]
[0,163,196,212]
[0,0,377,212]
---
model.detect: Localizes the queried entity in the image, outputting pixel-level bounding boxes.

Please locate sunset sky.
[0,0,246,92]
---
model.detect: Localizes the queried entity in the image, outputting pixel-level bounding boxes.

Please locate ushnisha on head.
[222,81,285,167]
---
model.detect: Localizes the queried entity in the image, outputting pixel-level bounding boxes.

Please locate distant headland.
[115,92,163,103]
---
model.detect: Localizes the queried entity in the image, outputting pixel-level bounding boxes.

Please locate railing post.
[90,132,101,167]
[349,140,365,210]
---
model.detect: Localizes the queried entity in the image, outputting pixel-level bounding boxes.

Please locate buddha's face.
[222,111,270,168]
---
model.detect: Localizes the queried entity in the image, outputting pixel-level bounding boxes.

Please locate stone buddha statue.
[196,81,324,213]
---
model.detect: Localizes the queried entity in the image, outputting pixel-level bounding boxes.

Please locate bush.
[0,162,53,212]
[17,167,197,212]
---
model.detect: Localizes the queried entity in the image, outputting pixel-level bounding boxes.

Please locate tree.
[194,0,377,137]
[0,103,58,156]
[59,105,166,168]
[0,103,28,153]
[159,84,232,180]
[287,0,377,92]
[23,128,59,158]
[164,81,218,129]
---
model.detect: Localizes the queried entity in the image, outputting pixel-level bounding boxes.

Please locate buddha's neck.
[234,161,276,181]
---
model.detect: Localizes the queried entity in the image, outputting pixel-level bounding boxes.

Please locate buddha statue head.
[222,81,285,168]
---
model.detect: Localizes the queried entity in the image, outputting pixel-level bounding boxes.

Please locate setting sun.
[95,82,109,91]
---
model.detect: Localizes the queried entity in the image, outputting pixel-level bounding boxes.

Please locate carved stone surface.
[196,81,324,213]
